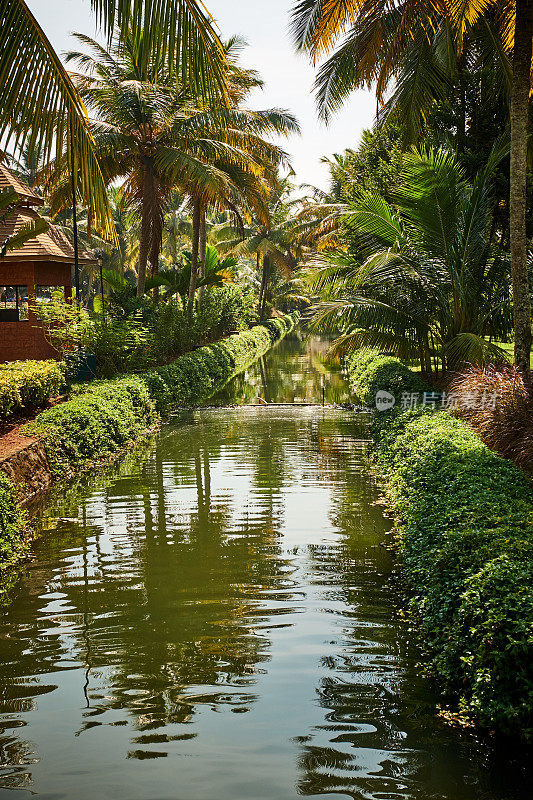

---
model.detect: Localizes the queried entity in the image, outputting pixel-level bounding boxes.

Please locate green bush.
[0,360,65,420]
[0,472,27,596]
[348,348,429,407]
[195,285,259,339]
[26,376,158,472]
[347,349,533,738]
[81,319,151,378]
[26,313,299,472]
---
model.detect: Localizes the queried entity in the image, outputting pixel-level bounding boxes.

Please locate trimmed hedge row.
[347,348,429,407]
[25,313,299,474]
[0,360,65,420]
[349,349,533,739]
[0,472,27,601]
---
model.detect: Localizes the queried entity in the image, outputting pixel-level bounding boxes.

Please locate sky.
[26,0,377,191]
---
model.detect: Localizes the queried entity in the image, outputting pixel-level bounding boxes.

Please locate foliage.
[33,292,87,358]
[449,365,533,471]
[63,30,298,296]
[81,318,151,378]
[25,313,299,471]
[348,348,533,739]
[324,125,407,202]
[309,147,512,373]
[218,178,300,318]
[0,360,65,421]
[347,348,429,406]
[0,472,27,600]
[0,0,228,238]
[26,376,158,473]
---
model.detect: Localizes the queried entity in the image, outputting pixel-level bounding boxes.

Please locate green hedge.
[25,313,299,474]
[347,348,429,407]
[348,349,533,739]
[0,472,27,602]
[0,360,64,420]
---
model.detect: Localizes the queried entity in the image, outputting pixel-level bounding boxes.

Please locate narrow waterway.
[0,333,531,799]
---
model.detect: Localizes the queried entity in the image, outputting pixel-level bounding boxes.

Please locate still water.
[0,334,531,799]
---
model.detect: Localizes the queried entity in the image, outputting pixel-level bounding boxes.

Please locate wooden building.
[0,164,96,362]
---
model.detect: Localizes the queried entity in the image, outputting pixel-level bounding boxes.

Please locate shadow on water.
[0,334,531,799]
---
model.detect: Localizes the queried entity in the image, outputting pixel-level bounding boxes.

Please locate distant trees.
[291,0,533,375]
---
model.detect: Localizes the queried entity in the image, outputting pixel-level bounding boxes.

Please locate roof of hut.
[0,165,97,265]
[0,162,44,207]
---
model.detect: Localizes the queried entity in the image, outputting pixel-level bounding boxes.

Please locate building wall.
[0,260,72,363]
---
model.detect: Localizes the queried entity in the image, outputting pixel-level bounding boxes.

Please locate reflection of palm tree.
[12,418,292,743]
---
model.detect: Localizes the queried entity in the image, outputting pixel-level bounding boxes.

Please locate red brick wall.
[0,260,72,363]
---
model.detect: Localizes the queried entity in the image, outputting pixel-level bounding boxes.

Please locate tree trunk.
[258,254,269,319]
[256,252,262,314]
[510,0,533,379]
[137,161,153,298]
[188,197,202,320]
[197,208,207,307]
[262,255,271,319]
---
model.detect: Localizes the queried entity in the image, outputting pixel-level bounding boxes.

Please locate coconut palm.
[291,0,533,377]
[0,0,227,239]
[152,245,237,309]
[63,31,297,299]
[309,147,512,375]
[218,179,300,318]
[184,37,300,316]
[63,30,298,301]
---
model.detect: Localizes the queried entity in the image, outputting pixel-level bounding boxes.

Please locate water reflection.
[213,331,350,406]
[0,348,531,797]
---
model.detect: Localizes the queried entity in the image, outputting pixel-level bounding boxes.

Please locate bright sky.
[26,0,376,191]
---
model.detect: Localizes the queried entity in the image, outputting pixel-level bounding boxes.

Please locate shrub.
[0,472,27,595]
[26,376,158,472]
[81,318,151,378]
[347,350,533,738]
[448,365,533,471]
[195,285,258,339]
[25,313,299,472]
[348,348,429,407]
[0,360,65,420]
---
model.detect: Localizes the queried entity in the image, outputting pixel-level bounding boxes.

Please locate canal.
[0,332,531,799]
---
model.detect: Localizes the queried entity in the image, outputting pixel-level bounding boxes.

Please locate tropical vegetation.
[349,348,533,739]
[1,0,533,747]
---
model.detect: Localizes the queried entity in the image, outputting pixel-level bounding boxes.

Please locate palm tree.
[153,245,237,309]
[291,0,533,377]
[183,37,300,317]
[309,148,512,375]
[65,31,298,300]
[218,179,300,318]
[0,0,228,239]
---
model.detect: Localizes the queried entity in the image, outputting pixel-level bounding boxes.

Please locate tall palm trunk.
[137,158,154,297]
[188,196,202,320]
[510,0,533,379]
[149,181,163,302]
[259,254,270,319]
[197,208,207,307]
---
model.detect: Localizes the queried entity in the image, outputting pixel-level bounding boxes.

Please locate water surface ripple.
[0,336,531,799]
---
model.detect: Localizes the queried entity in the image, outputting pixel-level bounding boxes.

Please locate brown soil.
[0,394,67,463]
